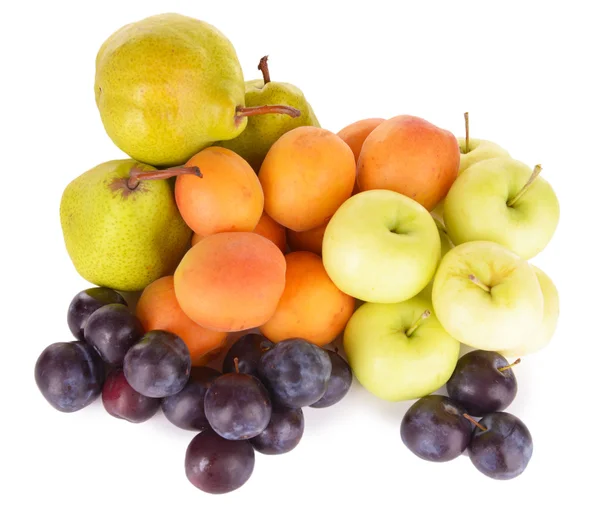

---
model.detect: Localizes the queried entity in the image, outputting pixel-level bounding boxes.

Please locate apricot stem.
[499,358,521,372]
[507,164,543,207]
[468,274,490,293]
[406,310,431,337]
[234,357,240,374]
[464,112,470,153]
[127,165,202,190]
[463,413,487,431]
[236,104,301,120]
[258,55,271,84]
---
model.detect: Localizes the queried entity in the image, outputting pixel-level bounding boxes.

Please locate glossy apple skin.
[432,241,544,352]
[444,157,560,259]
[322,189,440,304]
[343,296,460,401]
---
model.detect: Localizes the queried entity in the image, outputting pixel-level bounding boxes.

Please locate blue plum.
[222,333,273,377]
[250,406,304,455]
[310,349,352,408]
[67,287,126,340]
[102,369,160,423]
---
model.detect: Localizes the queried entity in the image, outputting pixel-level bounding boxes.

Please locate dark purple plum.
[67,287,127,340]
[34,341,104,412]
[250,406,304,455]
[258,338,332,408]
[446,350,519,416]
[222,333,274,377]
[310,350,352,408]
[162,367,220,431]
[185,430,255,494]
[400,395,472,462]
[205,371,272,440]
[84,304,144,366]
[123,331,191,398]
[102,369,160,423]
[469,412,533,480]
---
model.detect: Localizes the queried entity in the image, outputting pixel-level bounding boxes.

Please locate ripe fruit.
[259,126,355,231]
[175,147,264,237]
[67,287,126,340]
[400,395,472,462]
[222,333,274,377]
[84,303,144,366]
[310,350,352,408]
[102,369,161,423]
[250,406,305,454]
[259,338,332,408]
[252,212,287,253]
[185,430,255,494]
[287,220,328,255]
[446,350,519,417]
[322,189,441,303]
[34,342,104,412]
[260,251,355,347]
[469,412,533,480]
[357,115,460,211]
[337,118,385,162]
[136,276,227,366]
[123,331,191,398]
[174,232,286,332]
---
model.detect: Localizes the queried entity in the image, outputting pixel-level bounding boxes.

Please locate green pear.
[219,56,320,171]
[60,161,200,292]
[95,14,300,167]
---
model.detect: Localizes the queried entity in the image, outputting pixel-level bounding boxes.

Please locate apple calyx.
[464,112,470,153]
[463,413,488,431]
[406,310,431,337]
[468,274,491,293]
[507,164,543,207]
[235,104,301,120]
[127,165,202,190]
[234,357,240,374]
[258,55,271,84]
[498,358,521,372]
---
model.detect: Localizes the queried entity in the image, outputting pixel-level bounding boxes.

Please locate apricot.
[260,251,355,346]
[175,147,264,236]
[136,276,227,366]
[357,115,460,211]
[174,232,286,332]
[287,220,328,256]
[337,118,385,162]
[259,126,355,232]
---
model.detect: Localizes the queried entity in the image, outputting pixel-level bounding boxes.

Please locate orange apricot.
[253,212,287,253]
[260,251,355,346]
[337,118,385,162]
[287,220,329,256]
[136,276,227,366]
[175,147,264,236]
[174,232,286,332]
[259,126,355,232]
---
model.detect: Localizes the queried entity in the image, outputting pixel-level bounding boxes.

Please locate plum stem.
[463,413,488,431]
[127,165,201,190]
[258,55,271,84]
[468,274,490,293]
[236,104,301,120]
[234,357,240,374]
[507,164,543,207]
[464,112,470,153]
[406,310,431,337]
[499,358,521,372]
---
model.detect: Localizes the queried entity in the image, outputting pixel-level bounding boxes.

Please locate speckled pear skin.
[60,160,192,292]
[219,79,320,171]
[95,13,247,167]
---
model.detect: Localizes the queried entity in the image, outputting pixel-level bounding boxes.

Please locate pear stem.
[236,104,301,119]
[468,274,491,293]
[463,413,488,431]
[498,358,521,372]
[234,357,240,374]
[464,112,470,153]
[507,164,543,207]
[127,165,202,190]
[258,55,271,84]
[406,310,431,337]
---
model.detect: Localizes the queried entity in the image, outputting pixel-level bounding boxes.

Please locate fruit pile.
[35,13,560,493]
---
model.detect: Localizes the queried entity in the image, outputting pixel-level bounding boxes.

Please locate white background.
[2,1,598,507]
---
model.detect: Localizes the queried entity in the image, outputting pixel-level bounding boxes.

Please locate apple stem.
[235,104,301,121]
[406,310,431,337]
[507,164,543,207]
[464,112,470,153]
[463,413,488,431]
[127,165,202,190]
[234,357,240,374]
[258,55,271,84]
[499,358,521,372]
[432,216,447,234]
[468,274,491,293]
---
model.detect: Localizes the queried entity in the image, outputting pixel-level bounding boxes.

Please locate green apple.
[343,296,460,401]
[432,241,544,351]
[500,265,559,357]
[322,189,441,303]
[418,218,454,300]
[444,158,560,259]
